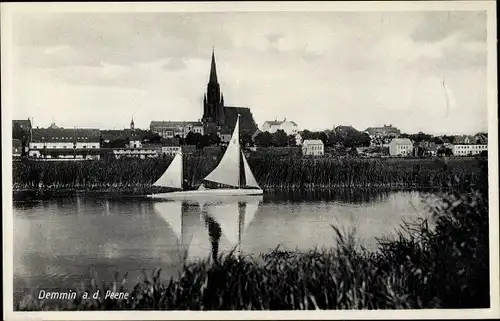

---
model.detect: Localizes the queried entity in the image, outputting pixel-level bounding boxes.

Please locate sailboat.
[147,115,263,200]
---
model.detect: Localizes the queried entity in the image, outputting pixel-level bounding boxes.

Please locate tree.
[358,132,371,147]
[326,130,339,147]
[432,136,444,144]
[240,132,254,147]
[286,134,297,146]
[185,132,197,146]
[254,132,273,147]
[12,123,29,157]
[437,146,453,157]
[271,129,288,147]
[409,131,433,143]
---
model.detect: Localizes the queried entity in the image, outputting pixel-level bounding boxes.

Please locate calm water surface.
[13,190,436,300]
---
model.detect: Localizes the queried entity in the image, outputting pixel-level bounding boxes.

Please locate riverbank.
[12,155,485,198]
[15,169,489,310]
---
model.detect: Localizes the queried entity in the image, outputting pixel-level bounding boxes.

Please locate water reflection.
[265,188,392,204]
[14,191,433,303]
[153,196,263,261]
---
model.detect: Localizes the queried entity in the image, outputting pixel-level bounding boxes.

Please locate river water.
[13,190,436,302]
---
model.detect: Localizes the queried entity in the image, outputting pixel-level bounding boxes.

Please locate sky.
[6,9,489,135]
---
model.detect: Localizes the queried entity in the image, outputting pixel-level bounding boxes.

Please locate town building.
[302,139,324,156]
[201,49,258,136]
[28,126,101,159]
[262,118,299,136]
[364,124,401,137]
[112,146,161,159]
[389,138,413,156]
[452,144,488,156]
[149,121,204,138]
[414,141,438,157]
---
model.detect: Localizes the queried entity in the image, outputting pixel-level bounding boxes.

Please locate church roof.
[209,48,218,84]
[223,106,258,135]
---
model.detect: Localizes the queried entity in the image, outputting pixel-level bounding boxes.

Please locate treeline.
[253,126,372,148]
[13,155,485,193]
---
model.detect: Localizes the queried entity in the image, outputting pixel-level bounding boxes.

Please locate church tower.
[202,48,224,128]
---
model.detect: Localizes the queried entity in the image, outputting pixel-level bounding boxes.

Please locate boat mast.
[237,114,241,189]
[180,148,184,191]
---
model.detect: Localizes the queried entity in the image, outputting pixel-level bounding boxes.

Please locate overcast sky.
[7,9,488,134]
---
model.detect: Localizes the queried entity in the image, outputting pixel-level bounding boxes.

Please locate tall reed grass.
[13,154,483,193]
[15,158,489,310]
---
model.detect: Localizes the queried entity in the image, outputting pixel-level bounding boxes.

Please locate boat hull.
[147,188,264,201]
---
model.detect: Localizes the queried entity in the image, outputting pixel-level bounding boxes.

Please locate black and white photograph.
[2,1,498,319]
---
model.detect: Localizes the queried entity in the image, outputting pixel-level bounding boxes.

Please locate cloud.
[8,11,489,134]
[411,11,486,43]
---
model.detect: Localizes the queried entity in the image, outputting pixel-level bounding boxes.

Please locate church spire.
[209,47,218,84]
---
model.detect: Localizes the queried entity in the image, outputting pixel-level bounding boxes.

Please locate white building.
[452,144,488,156]
[262,119,299,135]
[150,121,204,138]
[161,146,181,156]
[388,138,413,156]
[302,139,324,156]
[28,127,101,158]
[113,147,161,159]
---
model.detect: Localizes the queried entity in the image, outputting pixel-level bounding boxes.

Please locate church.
[201,49,258,137]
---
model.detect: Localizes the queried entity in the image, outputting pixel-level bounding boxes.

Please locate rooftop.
[390,138,413,144]
[150,121,203,128]
[31,128,101,142]
[303,139,324,145]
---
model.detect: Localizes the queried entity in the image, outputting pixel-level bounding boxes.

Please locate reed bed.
[13,154,484,194]
[16,159,489,310]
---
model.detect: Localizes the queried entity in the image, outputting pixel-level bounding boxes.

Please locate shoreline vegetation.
[13,154,484,200]
[14,158,489,310]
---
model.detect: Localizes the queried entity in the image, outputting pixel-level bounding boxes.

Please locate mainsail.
[203,117,241,188]
[153,150,183,190]
[203,116,260,189]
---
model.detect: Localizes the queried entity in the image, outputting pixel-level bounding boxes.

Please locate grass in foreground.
[15,177,489,310]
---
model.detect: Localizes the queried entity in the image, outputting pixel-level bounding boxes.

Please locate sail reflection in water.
[153,196,263,261]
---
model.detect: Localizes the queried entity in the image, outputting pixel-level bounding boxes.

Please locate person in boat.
[182,179,194,191]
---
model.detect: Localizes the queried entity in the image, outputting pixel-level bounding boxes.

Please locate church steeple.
[209,47,218,84]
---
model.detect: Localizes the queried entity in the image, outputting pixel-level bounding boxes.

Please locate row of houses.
[389,138,488,157]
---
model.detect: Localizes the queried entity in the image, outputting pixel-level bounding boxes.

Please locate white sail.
[203,117,241,188]
[154,201,183,240]
[153,150,183,190]
[241,151,261,189]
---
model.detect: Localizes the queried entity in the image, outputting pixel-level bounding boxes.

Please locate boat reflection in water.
[153,195,263,262]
